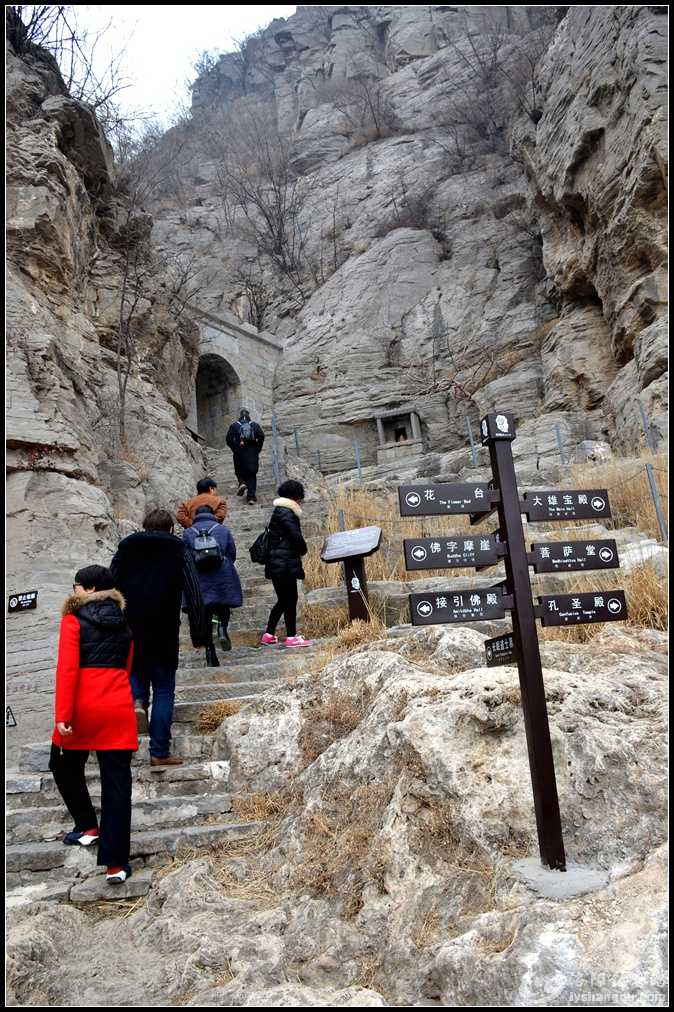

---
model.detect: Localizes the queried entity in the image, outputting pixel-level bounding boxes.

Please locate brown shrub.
[197,699,244,733]
[299,684,373,765]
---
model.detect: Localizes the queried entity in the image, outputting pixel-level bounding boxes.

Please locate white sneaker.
[106,864,132,883]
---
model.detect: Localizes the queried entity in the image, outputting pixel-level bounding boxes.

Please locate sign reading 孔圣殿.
[404,533,500,570]
[530,539,620,574]
[538,590,627,627]
[522,490,611,522]
[398,483,495,517]
[409,588,508,626]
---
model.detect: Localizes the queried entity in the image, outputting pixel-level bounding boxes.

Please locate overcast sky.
[73,5,296,124]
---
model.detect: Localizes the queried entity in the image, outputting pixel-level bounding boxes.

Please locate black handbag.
[249,526,271,565]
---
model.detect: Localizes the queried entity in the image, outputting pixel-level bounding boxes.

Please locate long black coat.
[264,500,308,580]
[110,531,206,667]
[226,420,265,475]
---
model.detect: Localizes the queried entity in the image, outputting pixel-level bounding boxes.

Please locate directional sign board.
[409,588,508,626]
[538,590,627,627]
[398,483,495,517]
[485,633,516,667]
[531,539,619,574]
[320,526,382,563]
[8,591,38,613]
[404,534,499,571]
[523,490,611,522]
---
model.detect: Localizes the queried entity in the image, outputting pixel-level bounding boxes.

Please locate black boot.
[205,644,220,667]
[217,624,232,652]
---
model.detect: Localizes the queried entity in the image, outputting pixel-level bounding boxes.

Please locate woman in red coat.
[49,564,137,883]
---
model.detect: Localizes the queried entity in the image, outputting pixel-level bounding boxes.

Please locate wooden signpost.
[398,410,629,872]
[320,526,382,622]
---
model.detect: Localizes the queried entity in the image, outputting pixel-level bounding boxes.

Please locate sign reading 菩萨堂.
[398,482,495,517]
[410,589,508,626]
[523,490,611,521]
[530,539,620,574]
[538,590,627,627]
[8,591,38,613]
[404,533,500,570]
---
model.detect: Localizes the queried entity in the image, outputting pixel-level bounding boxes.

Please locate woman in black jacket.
[261,480,313,648]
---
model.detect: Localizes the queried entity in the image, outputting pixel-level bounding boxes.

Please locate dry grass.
[212,865,279,906]
[231,790,293,822]
[413,907,442,951]
[197,700,244,733]
[539,559,667,644]
[299,683,374,765]
[300,602,350,638]
[291,781,395,919]
[303,454,668,592]
[301,615,388,677]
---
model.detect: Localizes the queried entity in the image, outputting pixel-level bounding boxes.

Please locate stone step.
[18,733,211,773]
[69,869,154,903]
[172,695,265,725]
[6,819,263,873]
[175,658,308,685]
[6,792,234,845]
[6,761,230,809]
[176,679,276,703]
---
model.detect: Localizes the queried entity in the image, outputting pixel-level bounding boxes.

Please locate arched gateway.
[185,308,283,449]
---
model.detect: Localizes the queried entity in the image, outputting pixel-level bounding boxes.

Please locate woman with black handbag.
[260,480,313,647]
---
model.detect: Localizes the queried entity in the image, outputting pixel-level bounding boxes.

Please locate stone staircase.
[6,445,329,908]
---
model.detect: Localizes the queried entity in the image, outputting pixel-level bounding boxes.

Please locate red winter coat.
[51,589,138,751]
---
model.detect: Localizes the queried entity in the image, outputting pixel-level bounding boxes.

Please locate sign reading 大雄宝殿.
[523,490,611,522]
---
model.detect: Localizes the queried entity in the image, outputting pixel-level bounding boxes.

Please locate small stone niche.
[374,409,424,464]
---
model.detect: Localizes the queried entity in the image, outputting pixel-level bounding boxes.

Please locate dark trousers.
[205,604,230,645]
[240,469,257,499]
[49,745,132,867]
[130,655,176,758]
[266,574,298,637]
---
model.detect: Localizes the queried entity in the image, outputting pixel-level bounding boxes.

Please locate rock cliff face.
[5,42,204,754]
[157,4,667,472]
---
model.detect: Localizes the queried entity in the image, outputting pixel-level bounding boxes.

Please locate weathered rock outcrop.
[153,5,667,472]
[5,43,204,756]
[6,625,668,1005]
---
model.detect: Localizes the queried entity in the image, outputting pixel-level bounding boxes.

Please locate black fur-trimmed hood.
[62,588,126,618]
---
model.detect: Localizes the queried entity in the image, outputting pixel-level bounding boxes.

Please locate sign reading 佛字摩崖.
[398,483,495,517]
[404,534,499,571]
[538,590,627,627]
[485,632,516,667]
[8,591,38,613]
[523,490,611,522]
[530,539,620,574]
[410,589,508,626]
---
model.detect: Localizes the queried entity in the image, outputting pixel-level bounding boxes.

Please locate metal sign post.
[397,410,630,873]
[480,411,566,871]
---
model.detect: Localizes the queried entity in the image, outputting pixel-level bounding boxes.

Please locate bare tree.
[319,73,400,141]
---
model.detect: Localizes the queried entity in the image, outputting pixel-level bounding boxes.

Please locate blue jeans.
[130,656,176,758]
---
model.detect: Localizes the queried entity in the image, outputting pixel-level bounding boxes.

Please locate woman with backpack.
[48,564,137,884]
[260,480,314,648]
[182,504,243,666]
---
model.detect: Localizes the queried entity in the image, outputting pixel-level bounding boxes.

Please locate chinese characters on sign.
[538,591,627,627]
[404,534,499,570]
[398,483,495,517]
[523,490,611,521]
[530,539,619,573]
[484,633,516,667]
[410,589,507,626]
[7,591,38,613]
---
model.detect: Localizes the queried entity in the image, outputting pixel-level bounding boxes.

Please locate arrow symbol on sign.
[607,598,622,614]
[599,548,614,562]
[405,492,421,508]
[412,547,427,561]
[591,497,606,512]
[416,601,433,617]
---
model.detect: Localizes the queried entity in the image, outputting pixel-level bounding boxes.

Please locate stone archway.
[196,353,242,448]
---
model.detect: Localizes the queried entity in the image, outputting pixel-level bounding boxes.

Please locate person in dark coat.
[110,508,207,766]
[182,504,243,666]
[261,479,313,648]
[225,409,265,505]
[49,564,137,884]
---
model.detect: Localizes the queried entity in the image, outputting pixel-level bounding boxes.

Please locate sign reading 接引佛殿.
[410,588,508,626]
